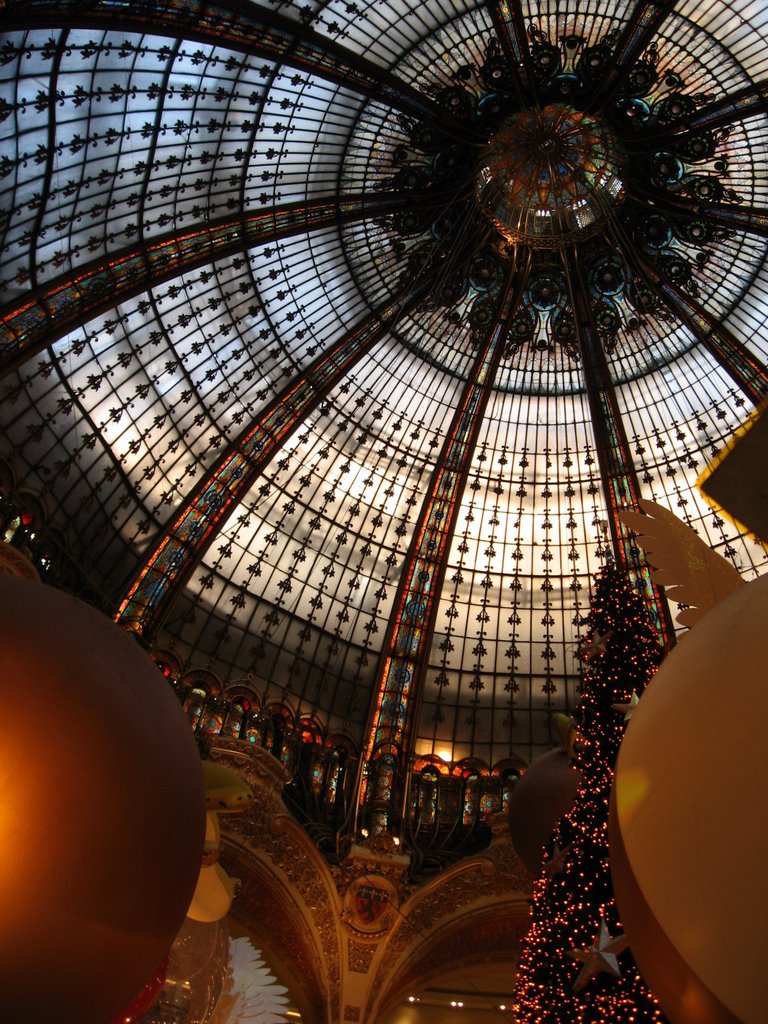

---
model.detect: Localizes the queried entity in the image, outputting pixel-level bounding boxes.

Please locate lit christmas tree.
[513,565,669,1023]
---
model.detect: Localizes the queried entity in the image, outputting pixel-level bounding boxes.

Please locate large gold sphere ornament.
[610,573,768,1024]
[0,576,206,1024]
[476,103,626,249]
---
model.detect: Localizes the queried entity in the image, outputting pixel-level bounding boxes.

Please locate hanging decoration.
[569,919,629,993]
[108,956,169,1024]
[507,747,583,877]
[0,541,40,581]
[209,936,290,1024]
[187,761,254,923]
[611,691,640,721]
[618,499,743,626]
[140,918,231,1024]
[553,713,583,760]
[577,629,614,663]
[698,402,768,545]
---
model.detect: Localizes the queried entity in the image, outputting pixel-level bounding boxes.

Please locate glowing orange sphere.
[0,577,205,1024]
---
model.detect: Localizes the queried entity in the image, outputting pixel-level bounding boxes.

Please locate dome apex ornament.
[354,9,760,377]
[476,104,626,249]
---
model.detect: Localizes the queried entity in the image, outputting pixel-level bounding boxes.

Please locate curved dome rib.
[0,190,423,378]
[116,280,433,635]
[630,250,768,404]
[586,0,680,112]
[483,0,537,101]
[634,75,768,139]
[629,185,768,238]
[562,252,673,642]
[359,257,530,833]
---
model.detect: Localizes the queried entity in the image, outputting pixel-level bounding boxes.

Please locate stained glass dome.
[476,104,626,245]
[2,0,768,794]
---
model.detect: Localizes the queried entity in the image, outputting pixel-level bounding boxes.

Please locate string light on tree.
[513,566,668,1023]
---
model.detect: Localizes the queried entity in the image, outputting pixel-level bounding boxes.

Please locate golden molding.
[211,743,532,1024]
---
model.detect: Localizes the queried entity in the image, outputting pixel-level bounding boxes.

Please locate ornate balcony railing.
[164,668,523,881]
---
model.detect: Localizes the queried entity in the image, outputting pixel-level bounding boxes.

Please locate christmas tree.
[513,565,668,1023]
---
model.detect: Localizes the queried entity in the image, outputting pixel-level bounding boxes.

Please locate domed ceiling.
[2,0,768,771]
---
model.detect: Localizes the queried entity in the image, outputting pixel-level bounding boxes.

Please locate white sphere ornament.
[610,573,768,1024]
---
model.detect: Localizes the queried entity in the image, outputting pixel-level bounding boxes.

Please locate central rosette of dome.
[476,104,626,248]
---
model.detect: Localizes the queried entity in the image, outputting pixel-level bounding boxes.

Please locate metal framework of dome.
[2,0,768,854]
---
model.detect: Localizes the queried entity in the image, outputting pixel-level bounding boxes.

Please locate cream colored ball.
[611,573,768,1024]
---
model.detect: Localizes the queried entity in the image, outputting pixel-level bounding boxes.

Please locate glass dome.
[1,0,767,784]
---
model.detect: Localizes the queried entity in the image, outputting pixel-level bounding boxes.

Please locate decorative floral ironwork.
[370,20,746,364]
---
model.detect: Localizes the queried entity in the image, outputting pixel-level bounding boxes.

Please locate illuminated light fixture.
[438,749,452,762]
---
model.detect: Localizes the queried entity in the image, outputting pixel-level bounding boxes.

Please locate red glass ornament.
[109,954,169,1024]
